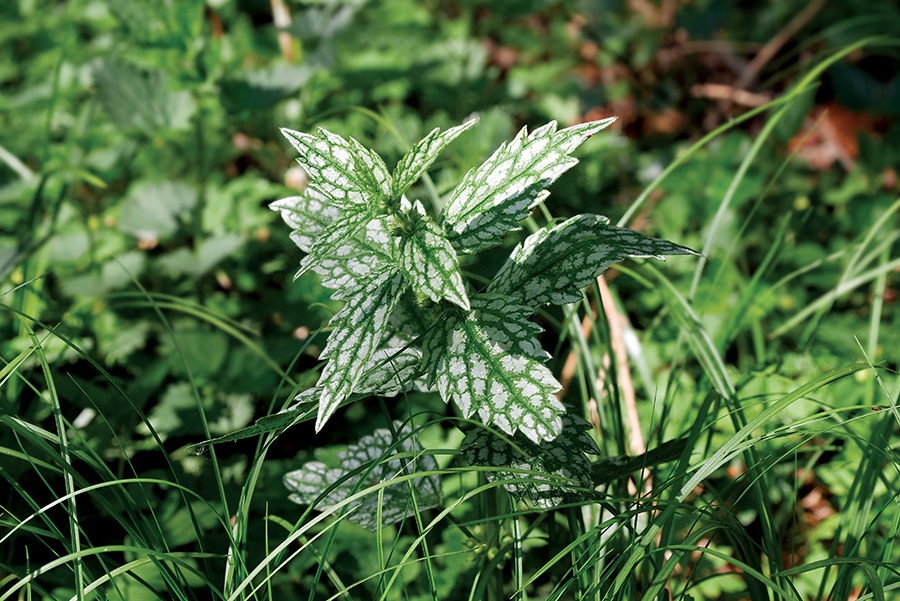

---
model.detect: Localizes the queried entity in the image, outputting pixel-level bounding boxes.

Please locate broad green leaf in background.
[117,180,197,241]
[284,422,441,530]
[423,294,564,442]
[158,234,243,278]
[463,413,601,508]
[391,119,477,198]
[314,270,407,431]
[440,117,616,253]
[489,214,698,308]
[93,59,195,132]
[399,199,469,310]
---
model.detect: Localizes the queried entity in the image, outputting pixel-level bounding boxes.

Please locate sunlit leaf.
[423,294,564,443]
[280,126,390,209]
[441,118,616,253]
[391,119,477,198]
[489,214,698,308]
[315,270,406,431]
[400,199,469,310]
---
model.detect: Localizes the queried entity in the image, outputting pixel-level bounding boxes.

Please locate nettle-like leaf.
[489,214,699,308]
[315,270,406,431]
[391,120,478,198]
[462,413,601,508]
[284,422,440,530]
[281,126,391,207]
[441,117,616,253]
[280,127,391,277]
[400,199,469,310]
[271,193,398,292]
[423,294,564,443]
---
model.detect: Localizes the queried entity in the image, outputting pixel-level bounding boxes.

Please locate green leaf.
[93,60,195,132]
[440,118,616,253]
[280,126,390,209]
[391,119,477,198]
[423,294,564,443]
[489,214,698,308]
[117,180,196,240]
[463,413,601,508]
[400,199,469,310]
[284,422,441,531]
[315,270,406,431]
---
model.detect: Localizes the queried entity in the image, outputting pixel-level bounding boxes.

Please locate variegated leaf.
[463,413,601,508]
[400,199,469,310]
[353,344,423,397]
[391,119,477,198]
[441,118,616,253]
[423,295,564,443]
[271,193,398,291]
[489,214,698,308]
[388,289,430,342]
[280,126,390,208]
[284,422,441,530]
[316,270,406,431]
[269,189,338,253]
[315,217,400,299]
[295,203,375,279]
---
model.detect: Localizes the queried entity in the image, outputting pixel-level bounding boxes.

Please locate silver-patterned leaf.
[440,118,616,253]
[280,126,390,208]
[270,189,338,253]
[422,295,565,443]
[294,203,375,279]
[391,119,477,198]
[271,193,398,291]
[284,422,441,530]
[489,214,698,308]
[353,344,423,397]
[315,270,406,431]
[315,217,400,299]
[400,199,469,310]
[462,413,600,508]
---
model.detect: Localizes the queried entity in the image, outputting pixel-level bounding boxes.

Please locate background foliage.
[1,0,899,600]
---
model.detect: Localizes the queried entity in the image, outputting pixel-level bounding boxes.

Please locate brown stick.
[597,275,652,496]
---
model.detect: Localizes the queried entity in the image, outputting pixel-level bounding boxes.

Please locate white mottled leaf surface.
[391,119,477,198]
[463,413,600,508]
[314,217,400,298]
[400,199,469,310]
[441,118,616,253]
[270,189,339,253]
[315,270,406,431]
[284,422,440,530]
[271,193,398,291]
[281,126,390,208]
[423,294,565,443]
[489,214,698,308]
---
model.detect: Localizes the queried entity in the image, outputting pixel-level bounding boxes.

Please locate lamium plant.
[267,116,696,515]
